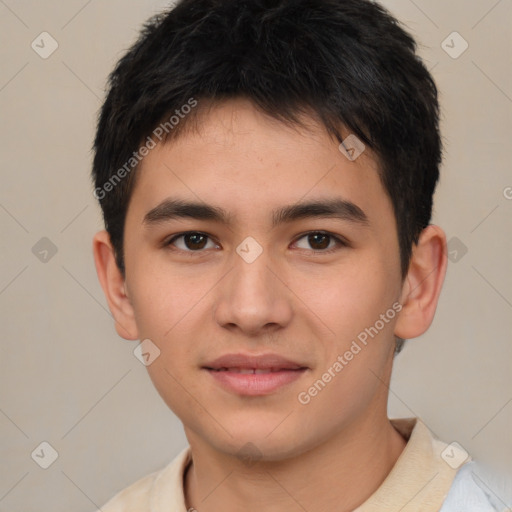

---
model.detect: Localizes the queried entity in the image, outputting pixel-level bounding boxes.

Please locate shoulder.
[95,447,191,512]
[439,461,507,512]
[96,469,161,512]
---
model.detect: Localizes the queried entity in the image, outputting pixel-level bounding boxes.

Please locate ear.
[394,225,447,340]
[92,230,139,340]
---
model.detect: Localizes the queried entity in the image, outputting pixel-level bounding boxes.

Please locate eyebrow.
[143,197,369,228]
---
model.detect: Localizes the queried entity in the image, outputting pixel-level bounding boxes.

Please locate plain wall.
[1,1,511,510]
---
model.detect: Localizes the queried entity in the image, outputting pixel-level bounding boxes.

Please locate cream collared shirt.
[98,417,497,512]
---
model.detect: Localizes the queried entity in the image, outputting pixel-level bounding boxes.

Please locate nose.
[213,246,294,337]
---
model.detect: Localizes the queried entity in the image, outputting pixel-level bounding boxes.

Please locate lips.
[210,368,294,374]
[203,353,308,396]
[203,353,306,372]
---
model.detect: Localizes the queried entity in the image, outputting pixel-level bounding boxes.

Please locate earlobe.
[92,230,139,340]
[394,225,447,340]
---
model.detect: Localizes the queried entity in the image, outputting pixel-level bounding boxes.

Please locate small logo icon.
[31,32,59,59]
[447,237,468,263]
[338,134,366,161]
[133,339,161,366]
[32,237,58,263]
[237,442,263,467]
[441,441,469,469]
[31,441,59,469]
[441,32,469,59]
[503,187,512,200]
[236,236,263,264]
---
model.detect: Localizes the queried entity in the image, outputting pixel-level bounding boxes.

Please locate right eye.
[165,232,220,252]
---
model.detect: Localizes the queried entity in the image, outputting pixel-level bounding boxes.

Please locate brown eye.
[183,233,208,250]
[307,233,331,250]
[293,231,346,252]
[166,232,217,251]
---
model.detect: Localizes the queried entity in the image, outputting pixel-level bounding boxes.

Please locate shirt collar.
[149,417,461,512]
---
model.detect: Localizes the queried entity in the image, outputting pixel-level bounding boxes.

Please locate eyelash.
[164,231,348,255]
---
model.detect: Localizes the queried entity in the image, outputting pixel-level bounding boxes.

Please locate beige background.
[1,0,511,510]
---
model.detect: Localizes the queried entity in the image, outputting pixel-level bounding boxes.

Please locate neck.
[183,411,406,512]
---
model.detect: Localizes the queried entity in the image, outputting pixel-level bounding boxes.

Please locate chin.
[202,420,318,463]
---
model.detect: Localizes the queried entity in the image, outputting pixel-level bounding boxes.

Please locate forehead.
[127,98,393,231]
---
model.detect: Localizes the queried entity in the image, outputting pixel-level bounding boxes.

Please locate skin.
[93,98,447,512]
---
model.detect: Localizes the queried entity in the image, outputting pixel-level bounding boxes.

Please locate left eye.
[293,232,345,252]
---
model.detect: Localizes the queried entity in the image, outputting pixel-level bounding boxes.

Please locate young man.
[91,0,498,510]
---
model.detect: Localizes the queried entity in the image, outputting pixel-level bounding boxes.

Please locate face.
[122,98,404,460]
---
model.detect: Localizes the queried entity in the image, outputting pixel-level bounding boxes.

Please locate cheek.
[130,274,206,417]
[144,355,210,437]
[126,261,216,396]
[126,256,210,339]
[294,273,398,431]
[296,254,398,344]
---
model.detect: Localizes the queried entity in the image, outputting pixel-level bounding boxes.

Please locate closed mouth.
[206,367,306,373]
